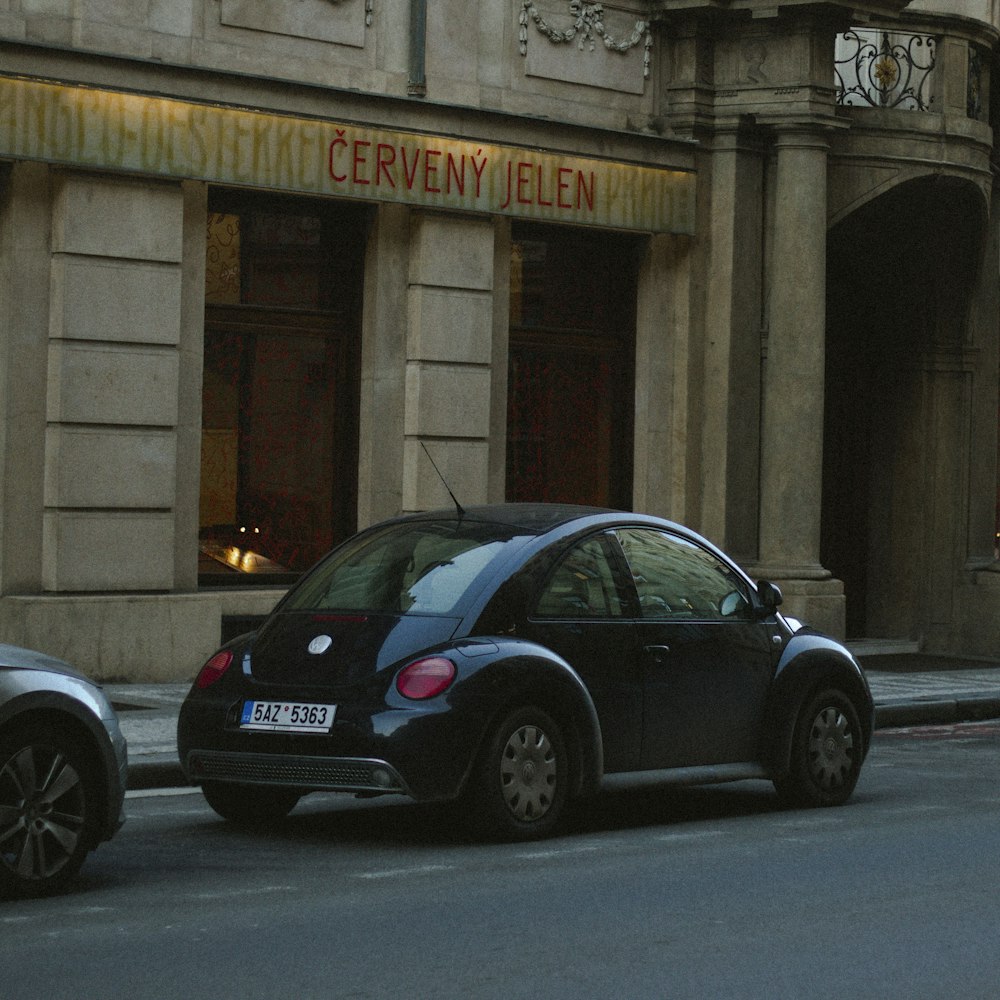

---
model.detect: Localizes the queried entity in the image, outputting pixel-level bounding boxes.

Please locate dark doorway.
[199,192,369,584]
[507,224,639,509]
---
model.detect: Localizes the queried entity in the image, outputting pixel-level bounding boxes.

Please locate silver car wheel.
[806,705,855,790]
[499,723,558,822]
[0,744,86,882]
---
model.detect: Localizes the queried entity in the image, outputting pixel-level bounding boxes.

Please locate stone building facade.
[0,0,998,681]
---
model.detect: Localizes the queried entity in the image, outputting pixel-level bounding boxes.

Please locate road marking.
[126,809,212,820]
[516,844,601,861]
[191,886,295,900]
[353,864,455,880]
[126,787,202,800]
[880,804,950,816]
[774,816,845,829]
[655,830,725,843]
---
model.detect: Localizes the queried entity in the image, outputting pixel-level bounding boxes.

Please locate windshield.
[282,519,531,616]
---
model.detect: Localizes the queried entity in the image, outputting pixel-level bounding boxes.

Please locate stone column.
[0,161,51,594]
[358,203,410,529]
[402,212,495,513]
[45,172,184,593]
[758,127,844,634]
[700,125,764,562]
[633,232,693,524]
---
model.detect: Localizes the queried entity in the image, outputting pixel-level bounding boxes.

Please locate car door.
[520,532,643,773]
[611,527,777,770]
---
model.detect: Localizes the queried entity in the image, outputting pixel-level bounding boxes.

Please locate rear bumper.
[184,748,411,796]
[178,693,485,802]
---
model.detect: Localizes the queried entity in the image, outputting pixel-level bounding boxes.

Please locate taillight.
[195,650,234,689]
[396,657,456,700]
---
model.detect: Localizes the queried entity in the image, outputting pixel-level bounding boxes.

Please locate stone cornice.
[651,1,911,16]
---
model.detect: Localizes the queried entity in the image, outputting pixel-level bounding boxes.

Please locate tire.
[200,781,301,825]
[0,726,97,898]
[466,706,568,842]
[775,689,863,808]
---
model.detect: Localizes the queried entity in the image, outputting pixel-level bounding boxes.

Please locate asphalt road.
[3,721,999,1000]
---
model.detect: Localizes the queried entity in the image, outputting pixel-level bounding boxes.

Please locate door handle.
[644,644,671,660]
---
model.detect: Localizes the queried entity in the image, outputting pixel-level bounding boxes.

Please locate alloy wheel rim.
[499,724,557,822]
[806,706,855,790]
[0,745,86,881]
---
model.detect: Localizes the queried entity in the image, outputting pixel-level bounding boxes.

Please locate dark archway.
[824,176,986,638]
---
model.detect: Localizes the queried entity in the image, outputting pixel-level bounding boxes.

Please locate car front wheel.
[200,781,301,825]
[0,726,96,898]
[775,688,863,808]
[467,706,568,842]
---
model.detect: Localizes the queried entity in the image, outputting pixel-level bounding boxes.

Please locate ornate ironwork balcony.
[835,29,936,111]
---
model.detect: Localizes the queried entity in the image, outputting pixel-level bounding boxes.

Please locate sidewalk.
[106,654,1000,791]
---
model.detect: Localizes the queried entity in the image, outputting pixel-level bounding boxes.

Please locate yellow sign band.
[0,75,694,234]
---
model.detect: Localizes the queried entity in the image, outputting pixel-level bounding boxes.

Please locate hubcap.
[499,724,557,822]
[0,745,85,881]
[806,706,854,790]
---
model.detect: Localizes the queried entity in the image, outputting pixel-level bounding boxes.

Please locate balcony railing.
[835,29,936,112]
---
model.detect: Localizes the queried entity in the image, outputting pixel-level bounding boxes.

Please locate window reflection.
[535,536,626,619]
[615,529,751,621]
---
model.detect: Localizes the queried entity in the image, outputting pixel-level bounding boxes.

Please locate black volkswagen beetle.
[178,504,873,840]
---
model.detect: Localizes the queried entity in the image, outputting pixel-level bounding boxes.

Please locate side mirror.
[756,579,783,614]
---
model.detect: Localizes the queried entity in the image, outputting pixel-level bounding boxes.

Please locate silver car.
[0,643,127,897]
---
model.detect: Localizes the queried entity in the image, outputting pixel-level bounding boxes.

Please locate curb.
[874,696,1000,729]
[127,760,189,791]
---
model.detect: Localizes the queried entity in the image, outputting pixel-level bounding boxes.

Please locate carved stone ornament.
[325,0,374,27]
[519,1,652,78]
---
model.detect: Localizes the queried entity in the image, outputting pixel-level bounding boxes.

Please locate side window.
[534,536,626,619]
[615,528,752,621]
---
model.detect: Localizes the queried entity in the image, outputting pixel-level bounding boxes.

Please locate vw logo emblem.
[308,634,333,655]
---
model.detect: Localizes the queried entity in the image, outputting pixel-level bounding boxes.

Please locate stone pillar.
[174,181,208,590]
[633,232,693,523]
[487,218,512,503]
[0,162,51,595]
[757,127,844,634]
[360,209,496,522]
[44,173,185,592]
[402,212,495,513]
[358,203,410,529]
[699,125,764,562]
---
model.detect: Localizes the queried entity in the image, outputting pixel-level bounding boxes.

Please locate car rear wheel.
[0,726,96,897]
[200,781,301,825]
[775,689,863,808]
[467,706,568,842]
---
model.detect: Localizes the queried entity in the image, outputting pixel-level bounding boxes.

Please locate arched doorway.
[823,176,986,639]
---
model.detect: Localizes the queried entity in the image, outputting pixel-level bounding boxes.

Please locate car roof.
[398,503,621,535]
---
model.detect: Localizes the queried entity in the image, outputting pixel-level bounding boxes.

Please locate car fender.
[761,630,874,779]
[437,637,605,799]
[0,674,127,844]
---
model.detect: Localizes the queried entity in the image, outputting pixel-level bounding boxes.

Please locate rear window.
[282,519,531,616]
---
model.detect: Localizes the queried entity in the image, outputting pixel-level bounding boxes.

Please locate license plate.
[239,700,336,733]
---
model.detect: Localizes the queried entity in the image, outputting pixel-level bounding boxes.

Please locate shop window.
[507,224,638,508]
[199,194,368,585]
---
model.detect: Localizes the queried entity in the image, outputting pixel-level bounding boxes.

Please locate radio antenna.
[421,442,465,517]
